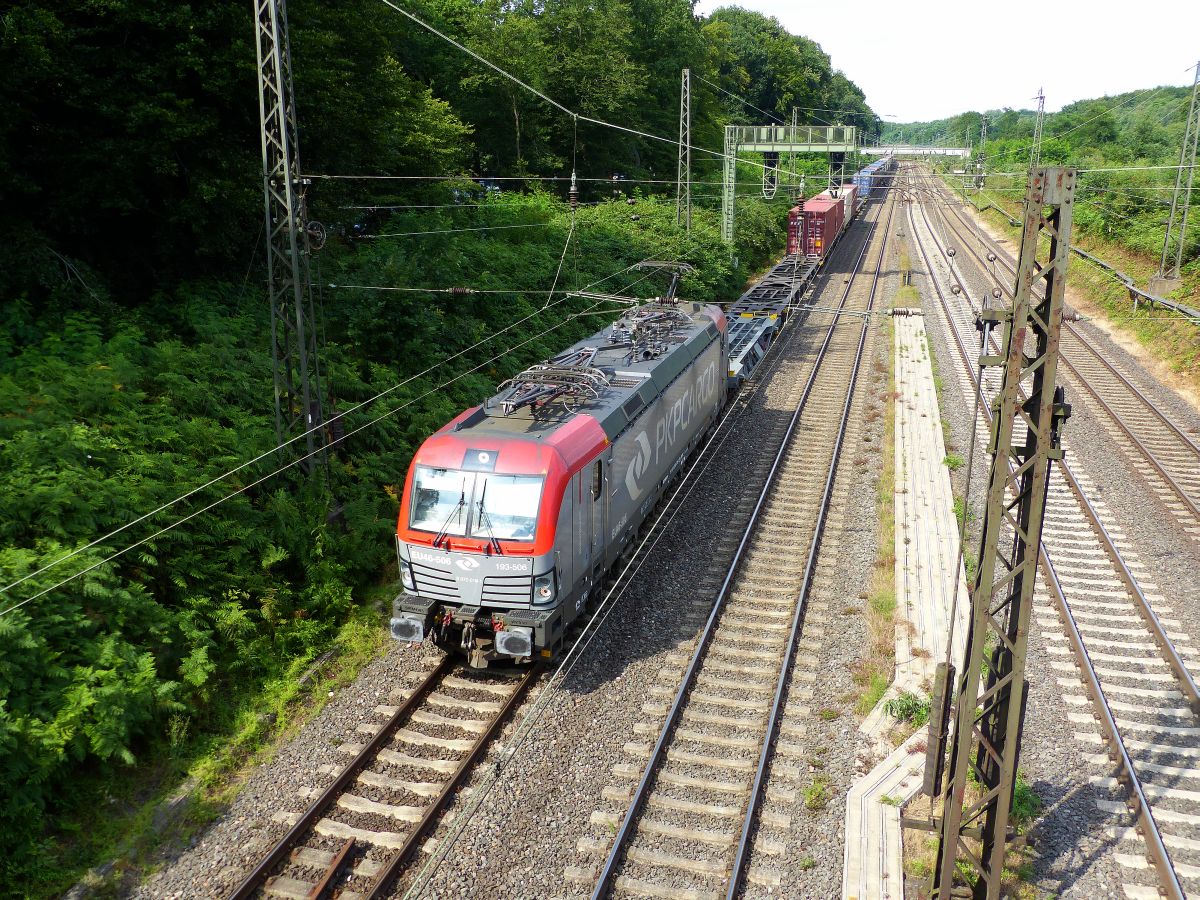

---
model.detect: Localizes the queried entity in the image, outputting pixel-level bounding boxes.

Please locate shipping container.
[840,184,859,219]
[787,205,804,255]
[801,196,843,259]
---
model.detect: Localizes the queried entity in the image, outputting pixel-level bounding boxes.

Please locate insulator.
[449,286,476,295]
[987,252,997,262]
[947,247,956,257]
[951,284,962,295]
[569,172,579,211]
[991,288,1002,300]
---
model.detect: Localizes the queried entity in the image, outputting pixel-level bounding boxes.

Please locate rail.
[228,658,538,900]
[947,176,1200,325]
[921,190,1200,712]
[591,191,893,899]
[727,192,895,900]
[936,189,1200,527]
[905,175,1186,897]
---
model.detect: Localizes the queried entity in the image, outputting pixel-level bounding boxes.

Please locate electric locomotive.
[390,300,727,667]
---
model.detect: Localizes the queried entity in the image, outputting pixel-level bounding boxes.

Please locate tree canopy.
[0,3,875,892]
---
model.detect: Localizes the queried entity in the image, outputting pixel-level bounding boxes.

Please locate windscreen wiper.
[475,480,502,555]
[433,482,467,548]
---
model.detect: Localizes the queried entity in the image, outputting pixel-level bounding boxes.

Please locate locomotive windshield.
[410,467,542,542]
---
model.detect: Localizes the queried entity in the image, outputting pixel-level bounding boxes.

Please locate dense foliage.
[1,1,876,890]
[883,87,1198,266]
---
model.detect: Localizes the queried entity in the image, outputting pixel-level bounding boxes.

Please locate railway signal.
[928,167,1076,899]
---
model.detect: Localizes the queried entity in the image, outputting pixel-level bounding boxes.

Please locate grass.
[953,496,978,528]
[52,600,393,896]
[944,452,964,470]
[818,707,842,721]
[902,735,1045,896]
[884,691,932,727]
[799,854,817,871]
[855,287,901,719]
[854,664,891,716]
[804,776,833,811]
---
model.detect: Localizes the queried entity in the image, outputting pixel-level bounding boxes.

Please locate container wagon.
[839,183,859,219]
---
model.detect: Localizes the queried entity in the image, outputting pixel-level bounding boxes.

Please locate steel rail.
[906,182,1187,898]
[940,174,1200,325]
[362,664,540,898]
[934,192,1200,523]
[591,196,888,900]
[397,249,847,900]
[227,655,455,900]
[916,196,1200,712]
[1037,551,1185,900]
[726,193,896,900]
[946,194,1200,457]
[307,837,354,900]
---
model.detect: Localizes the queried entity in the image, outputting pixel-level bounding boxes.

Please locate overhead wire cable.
[0,292,637,619]
[374,0,797,180]
[398,196,889,900]
[358,221,554,239]
[0,257,683,619]
[692,73,783,123]
[0,252,662,600]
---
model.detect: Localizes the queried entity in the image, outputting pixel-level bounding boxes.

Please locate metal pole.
[1029,88,1045,173]
[929,167,1075,900]
[676,68,692,231]
[253,0,324,471]
[721,126,737,243]
[1160,62,1200,280]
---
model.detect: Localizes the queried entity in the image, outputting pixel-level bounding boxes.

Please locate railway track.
[228,658,537,900]
[564,191,896,900]
[919,170,1200,541]
[904,167,1200,899]
[229,207,873,900]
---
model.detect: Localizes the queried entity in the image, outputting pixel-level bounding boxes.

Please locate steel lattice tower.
[676,68,692,231]
[976,114,988,189]
[1159,62,1200,282]
[929,167,1075,900]
[1029,88,1046,173]
[254,0,324,470]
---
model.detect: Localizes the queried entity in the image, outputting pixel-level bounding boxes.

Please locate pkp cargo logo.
[624,432,653,501]
[454,557,481,572]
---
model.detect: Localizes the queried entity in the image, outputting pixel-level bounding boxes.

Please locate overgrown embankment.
[0,191,783,895]
[965,188,1200,397]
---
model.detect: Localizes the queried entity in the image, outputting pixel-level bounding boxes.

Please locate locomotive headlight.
[533,571,556,605]
[400,560,416,592]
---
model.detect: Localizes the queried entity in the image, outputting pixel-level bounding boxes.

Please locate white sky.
[695,0,1200,122]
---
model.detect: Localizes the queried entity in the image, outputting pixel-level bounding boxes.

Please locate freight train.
[390,180,881,667]
[786,155,895,257]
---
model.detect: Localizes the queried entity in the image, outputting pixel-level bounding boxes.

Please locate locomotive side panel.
[608,336,723,551]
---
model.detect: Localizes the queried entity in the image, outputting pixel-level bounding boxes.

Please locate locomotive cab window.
[410,467,543,542]
[591,461,603,500]
[410,467,470,536]
[471,473,543,542]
